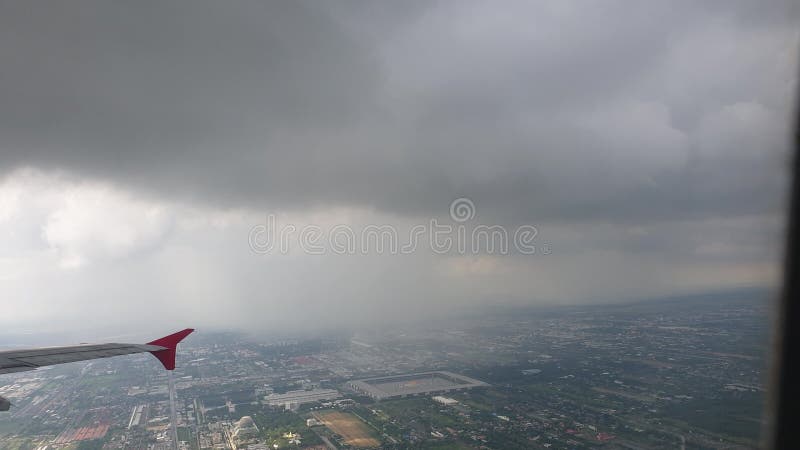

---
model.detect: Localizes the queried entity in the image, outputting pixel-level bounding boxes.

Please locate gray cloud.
[0,1,796,333]
[0,1,795,221]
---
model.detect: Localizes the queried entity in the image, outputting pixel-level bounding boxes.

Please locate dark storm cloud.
[0,1,381,198]
[0,0,796,223]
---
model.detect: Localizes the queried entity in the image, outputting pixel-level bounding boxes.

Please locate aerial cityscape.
[0,289,770,449]
[0,1,795,449]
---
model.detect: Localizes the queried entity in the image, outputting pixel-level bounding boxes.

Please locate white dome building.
[232,415,259,439]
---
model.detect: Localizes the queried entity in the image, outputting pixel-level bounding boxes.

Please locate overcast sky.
[0,1,797,339]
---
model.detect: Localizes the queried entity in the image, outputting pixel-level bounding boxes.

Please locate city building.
[263,388,341,408]
[349,371,488,400]
[432,396,458,406]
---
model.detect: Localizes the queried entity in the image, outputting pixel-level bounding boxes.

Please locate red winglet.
[147,328,194,370]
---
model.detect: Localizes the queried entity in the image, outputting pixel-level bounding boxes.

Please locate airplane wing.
[0,328,194,375]
[0,329,193,410]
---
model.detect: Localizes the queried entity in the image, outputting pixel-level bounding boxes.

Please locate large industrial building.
[263,388,341,408]
[348,371,488,400]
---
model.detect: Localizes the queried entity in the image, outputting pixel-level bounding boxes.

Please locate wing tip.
[146,328,194,371]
